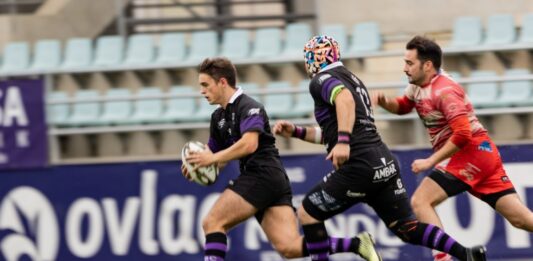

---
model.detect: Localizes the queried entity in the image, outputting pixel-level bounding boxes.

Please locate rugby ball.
[181,141,219,186]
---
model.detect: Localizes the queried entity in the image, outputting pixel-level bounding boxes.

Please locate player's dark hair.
[198,57,237,88]
[406,36,442,71]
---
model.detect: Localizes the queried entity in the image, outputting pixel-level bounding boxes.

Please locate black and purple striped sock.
[204,232,227,261]
[302,223,330,261]
[419,223,467,260]
[329,236,360,254]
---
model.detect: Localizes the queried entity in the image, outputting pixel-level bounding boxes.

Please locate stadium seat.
[250,27,282,58]
[0,42,30,73]
[158,86,197,123]
[495,69,533,107]
[193,97,218,121]
[288,80,313,118]
[47,91,70,126]
[220,29,250,59]
[319,24,348,53]
[519,13,533,43]
[124,34,155,65]
[61,38,93,69]
[484,14,516,45]
[93,35,125,67]
[446,71,462,81]
[155,33,186,64]
[450,16,483,48]
[65,90,101,126]
[348,22,382,54]
[264,81,293,119]
[31,39,61,70]
[282,23,312,57]
[126,87,164,124]
[466,71,499,108]
[240,82,262,102]
[185,30,218,63]
[98,88,132,125]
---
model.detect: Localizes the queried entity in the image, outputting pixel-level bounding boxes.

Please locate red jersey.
[402,73,487,151]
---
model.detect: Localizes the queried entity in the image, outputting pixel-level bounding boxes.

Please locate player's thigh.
[412,175,450,207]
[205,188,257,231]
[261,205,303,251]
[495,193,533,227]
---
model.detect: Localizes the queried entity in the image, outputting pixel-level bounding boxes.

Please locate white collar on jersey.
[228,87,243,104]
[321,61,344,72]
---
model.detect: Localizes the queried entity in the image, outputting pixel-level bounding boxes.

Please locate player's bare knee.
[274,244,300,259]
[297,206,314,224]
[202,215,223,233]
[508,216,527,230]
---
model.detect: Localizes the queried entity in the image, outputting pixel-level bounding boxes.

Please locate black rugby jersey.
[309,62,382,153]
[207,88,281,170]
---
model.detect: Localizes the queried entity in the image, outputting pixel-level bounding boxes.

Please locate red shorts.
[435,134,514,198]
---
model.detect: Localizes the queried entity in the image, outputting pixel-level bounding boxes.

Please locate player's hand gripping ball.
[181,141,219,186]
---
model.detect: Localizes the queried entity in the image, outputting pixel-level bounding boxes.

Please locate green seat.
[124,34,154,65]
[264,81,293,119]
[495,69,533,107]
[348,22,382,54]
[158,86,197,122]
[221,29,250,59]
[47,91,70,126]
[186,30,218,63]
[450,16,483,48]
[126,87,164,124]
[31,39,61,70]
[519,13,533,43]
[1,42,30,72]
[467,71,499,108]
[240,82,262,102]
[98,88,132,125]
[61,38,93,68]
[250,28,282,58]
[319,24,348,53]
[94,36,124,67]
[282,23,312,57]
[65,90,100,126]
[155,33,186,64]
[485,14,516,45]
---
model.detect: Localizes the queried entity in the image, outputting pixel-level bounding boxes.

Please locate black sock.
[204,232,227,261]
[302,223,330,261]
[411,222,467,260]
[301,236,361,256]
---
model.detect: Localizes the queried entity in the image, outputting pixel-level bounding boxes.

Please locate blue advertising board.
[0,144,532,260]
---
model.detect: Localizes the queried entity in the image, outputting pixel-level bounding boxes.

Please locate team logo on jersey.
[459,162,481,181]
[248,108,260,116]
[373,158,398,182]
[501,176,510,183]
[478,141,492,152]
[318,74,331,84]
[350,74,360,85]
[217,118,226,129]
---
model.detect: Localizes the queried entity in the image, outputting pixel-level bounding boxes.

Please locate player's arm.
[373,92,415,115]
[326,88,354,169]
[212,131,258,164]
[273,120,323,144]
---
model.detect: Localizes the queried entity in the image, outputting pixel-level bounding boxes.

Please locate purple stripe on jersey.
[422,224,434,246]
[444,237,456,253]
[433,229,444,248]
[204,256,224,261]
[321,78,343,103]
[208,137,220,153]
[314,108,330,123]
[240,115,264,133]
[205,242,227,251]
[343,238,351,252]
[307,240,330,249]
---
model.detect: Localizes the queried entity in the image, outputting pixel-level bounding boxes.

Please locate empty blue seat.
[126,87,164,124]
[193,97,218,121]
[250,27,282,58]
[157,86,197,122]
[61,38,93,69]
[496,69,533,107]
[289,80,313,118]
[485,14,516,45]
[450,16,483,48]
[31,39,61,70]
[348,22,382,54]
[282,23,312,57]
[65,90,101,126]
[319,24,348,53]
[466,71,499,108]
[264,81,293,119]
[124,34,155,65]
[0,42,30,73]
[519,13,533,43]
[93,36,124,67]
[98,88,132,125]
[220,29,250,59]
[240,82,262,102]
[47,91,70,126]
[186,30,218,63]
[155,33,186,64]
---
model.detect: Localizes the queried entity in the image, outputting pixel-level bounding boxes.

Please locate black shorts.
[302,143,414,225]
[228,165,294,223]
